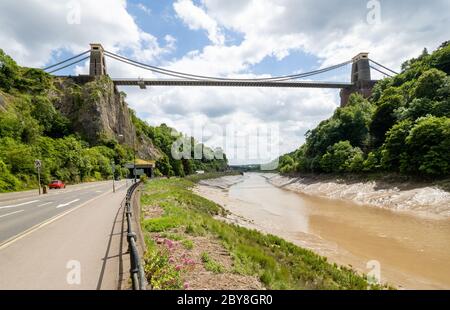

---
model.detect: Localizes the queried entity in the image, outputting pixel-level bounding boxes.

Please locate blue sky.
[1,0,448,164]
[48,0,332,81]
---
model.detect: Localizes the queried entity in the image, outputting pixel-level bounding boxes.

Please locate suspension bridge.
[42,43,398,106]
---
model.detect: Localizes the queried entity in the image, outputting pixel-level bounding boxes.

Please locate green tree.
[0,49,19,92]
[404,116,450,176]
[370,94,403,147]
[320,141,364,173]
[414,68,447,100]
[380,120,413,172]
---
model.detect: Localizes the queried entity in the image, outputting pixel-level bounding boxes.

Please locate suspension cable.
[42,50,90,71]
[47,56,90,74]
[369,59,398,75]
[369,65,393,78]
[106,53,351,82]
[104,50,352,82]
[105,53,206,80]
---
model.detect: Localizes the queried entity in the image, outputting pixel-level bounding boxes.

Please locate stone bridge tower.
[340,52,377,107]
[89,43,107,76]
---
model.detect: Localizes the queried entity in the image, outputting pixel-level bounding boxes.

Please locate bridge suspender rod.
[104,50,352,82]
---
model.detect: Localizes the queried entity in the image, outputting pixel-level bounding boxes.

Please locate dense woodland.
[0,50,227,192]
[278,42,450,178]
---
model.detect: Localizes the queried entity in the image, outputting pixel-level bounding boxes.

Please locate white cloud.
[202,0,450,71]
[137,3,151,15]
[173,0,225,45]
[0,0,172,67]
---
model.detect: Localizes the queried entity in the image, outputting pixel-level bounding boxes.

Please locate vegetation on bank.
[278,42,450,178]
[0,49,131,191]
[130,114,228,178]
[140,177,387,290]
[0,49,227,192]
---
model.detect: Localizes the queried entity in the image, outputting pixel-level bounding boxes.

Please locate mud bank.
[194,173,450,289]
[265,174,450,219]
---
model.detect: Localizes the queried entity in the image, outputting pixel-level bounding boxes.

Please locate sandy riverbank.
[265,174,450,219]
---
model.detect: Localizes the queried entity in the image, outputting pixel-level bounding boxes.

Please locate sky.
[0,0,448,165]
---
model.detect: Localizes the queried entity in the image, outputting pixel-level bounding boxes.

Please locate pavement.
[0,180,131,289]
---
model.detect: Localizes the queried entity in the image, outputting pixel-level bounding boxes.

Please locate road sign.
[35,159,42,195]
[135,169,145,176]
[34,159,42,169]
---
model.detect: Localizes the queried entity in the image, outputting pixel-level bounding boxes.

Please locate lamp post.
[35,159,42,195]
[111,159,116,193]
[133,133,137,184]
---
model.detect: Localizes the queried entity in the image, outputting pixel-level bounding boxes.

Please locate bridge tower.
[89,43,107,76]
[340,52,376,107]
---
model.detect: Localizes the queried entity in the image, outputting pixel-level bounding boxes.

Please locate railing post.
[124,181,147,290]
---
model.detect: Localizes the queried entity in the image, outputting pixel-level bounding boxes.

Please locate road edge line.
[0,183,128,250]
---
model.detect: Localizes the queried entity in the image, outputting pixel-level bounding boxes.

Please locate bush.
[140,174,148,183]
[381,120,413,171]
[320,141,364,173]
[414,68,447,100]
[0,159,21,192]
[404,116,450,176]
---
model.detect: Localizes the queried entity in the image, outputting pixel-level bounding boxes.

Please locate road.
[0,180,131,289]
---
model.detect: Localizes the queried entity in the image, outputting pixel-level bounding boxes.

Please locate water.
[199,173,450,289]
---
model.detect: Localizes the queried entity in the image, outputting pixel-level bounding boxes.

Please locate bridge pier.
[89,43,107,76]
[340,53,377,107]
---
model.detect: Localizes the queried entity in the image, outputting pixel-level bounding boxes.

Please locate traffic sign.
[35,159,42,169]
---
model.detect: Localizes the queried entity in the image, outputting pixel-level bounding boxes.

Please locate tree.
[380,120,413,172]
[414,68,447,100]
[320,141,364,173]
[404,116,450,176]
[0,159,21,192]
[0,49,19,92]
[370,94,403,147]
[305,94,374,157]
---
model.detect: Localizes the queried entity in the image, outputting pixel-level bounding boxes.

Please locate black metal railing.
[125,181,146,290]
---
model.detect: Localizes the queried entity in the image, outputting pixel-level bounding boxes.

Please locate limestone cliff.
[50,75,161,160]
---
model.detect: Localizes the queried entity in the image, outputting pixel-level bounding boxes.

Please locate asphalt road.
[0,180,131,289]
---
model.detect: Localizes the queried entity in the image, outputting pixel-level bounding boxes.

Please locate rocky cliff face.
[50,76,161,160]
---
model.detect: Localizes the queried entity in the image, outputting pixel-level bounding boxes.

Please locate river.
[194,172,450,289]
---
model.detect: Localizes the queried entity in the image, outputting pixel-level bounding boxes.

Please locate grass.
[201,252,225,273]
[141,176,389,290]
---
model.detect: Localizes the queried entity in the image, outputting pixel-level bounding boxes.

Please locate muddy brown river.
[195,173,450,289]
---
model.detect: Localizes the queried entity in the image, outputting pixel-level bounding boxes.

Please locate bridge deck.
[112,79,353,89]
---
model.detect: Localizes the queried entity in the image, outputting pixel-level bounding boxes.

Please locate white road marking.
[95,190,103,193]
[0,200,39,210]
[56,199,80,209]
[37,202,52,207]
[0,182,128,250]
[0,210,25,219]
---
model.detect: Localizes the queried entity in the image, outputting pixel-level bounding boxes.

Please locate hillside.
[278,42,450,178]
[0,50,228,192]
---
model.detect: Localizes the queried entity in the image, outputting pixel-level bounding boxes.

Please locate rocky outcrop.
[50,76,161,160]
